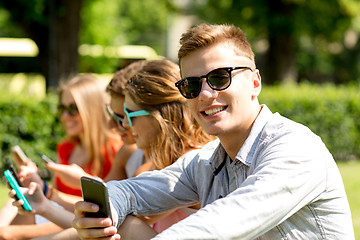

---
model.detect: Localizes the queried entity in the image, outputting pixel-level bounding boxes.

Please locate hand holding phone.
[80,176,112,222]
[12,145,29,166]
[4,169,32,211]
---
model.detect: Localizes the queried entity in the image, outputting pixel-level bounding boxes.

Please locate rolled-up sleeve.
[107,150,201,228]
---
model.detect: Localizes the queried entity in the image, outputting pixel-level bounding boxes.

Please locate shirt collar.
[235,104,273,166]
[207,105,273,173]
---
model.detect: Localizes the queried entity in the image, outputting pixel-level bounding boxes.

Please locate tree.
[188,0,360,84]
[0,0,82,89]
[78,0,172,73]
[0,0,174,86]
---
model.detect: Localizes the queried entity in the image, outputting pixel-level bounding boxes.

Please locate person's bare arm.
[10,182,75,229]
[48,188,83,212]
[0,222,63,240]
[32,227,80,240]
[104,144,138,181]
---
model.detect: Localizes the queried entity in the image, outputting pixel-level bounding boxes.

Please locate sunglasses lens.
[179,78,202,99]
[116,118,124,128]
[67,105,78,116]
[58,104,78,116]
[207,69,231,90]
[106,104,125,130]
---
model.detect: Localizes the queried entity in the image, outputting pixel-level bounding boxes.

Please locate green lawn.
[338,161,360,239]
[1,161,359,238]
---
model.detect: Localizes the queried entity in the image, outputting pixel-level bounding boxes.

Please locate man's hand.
[73,201,120,240]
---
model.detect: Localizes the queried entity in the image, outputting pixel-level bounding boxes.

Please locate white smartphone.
[38,153,55,164]
[12,145,28,165]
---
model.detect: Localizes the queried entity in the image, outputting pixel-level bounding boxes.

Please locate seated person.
[0,74,121,240]
[73,23,354,240]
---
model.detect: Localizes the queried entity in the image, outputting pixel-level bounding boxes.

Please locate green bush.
[0,91,64,175]
[259,83,360,161]
[0,83,359,171]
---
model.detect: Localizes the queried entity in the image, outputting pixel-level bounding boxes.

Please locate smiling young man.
[73,24,354,239]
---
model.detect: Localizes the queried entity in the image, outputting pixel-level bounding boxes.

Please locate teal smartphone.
[4,169,32,211]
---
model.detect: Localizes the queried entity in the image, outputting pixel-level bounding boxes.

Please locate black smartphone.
[80,176,112,222]
[37,153,55,164]
[5,158,23,187]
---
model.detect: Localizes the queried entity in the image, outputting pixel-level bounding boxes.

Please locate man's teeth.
[204,107,224,116]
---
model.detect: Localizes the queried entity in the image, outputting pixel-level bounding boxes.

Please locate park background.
[0,0,359,238]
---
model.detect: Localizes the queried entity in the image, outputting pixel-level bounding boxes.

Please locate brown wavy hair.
[125,59,213,169]
[106,60,148,97]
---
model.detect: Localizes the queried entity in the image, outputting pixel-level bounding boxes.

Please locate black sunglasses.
[105,104,125,130]
[175,66,253,99]
[58,103,79,116]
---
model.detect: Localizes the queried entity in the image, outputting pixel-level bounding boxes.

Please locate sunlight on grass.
[337,161,360,239]
[0,182,9,208]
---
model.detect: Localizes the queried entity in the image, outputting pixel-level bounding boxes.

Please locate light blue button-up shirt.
[108,105,354,239]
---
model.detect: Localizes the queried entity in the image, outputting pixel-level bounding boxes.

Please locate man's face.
[180,42,261,140]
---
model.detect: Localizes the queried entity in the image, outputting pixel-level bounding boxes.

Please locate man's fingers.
[75,226,118,239]
[74,201,100,216]
[73,217,112,229]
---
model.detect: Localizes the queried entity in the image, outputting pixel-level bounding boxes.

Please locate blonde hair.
[125,59,213,169]
[178,23,255,63]
[58,74,115,176]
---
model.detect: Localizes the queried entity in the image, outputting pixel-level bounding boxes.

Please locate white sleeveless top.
[125,149,144,178]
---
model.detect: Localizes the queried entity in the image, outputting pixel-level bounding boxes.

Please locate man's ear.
[251,70,261,99]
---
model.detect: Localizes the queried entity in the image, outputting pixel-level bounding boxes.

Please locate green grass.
[1,161,359,237]
[337,161,360,239]
[0,182,8,207]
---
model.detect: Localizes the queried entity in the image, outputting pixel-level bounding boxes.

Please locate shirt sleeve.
[107,152,201,228]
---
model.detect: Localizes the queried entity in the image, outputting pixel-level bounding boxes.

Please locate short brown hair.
[106,60,148,96]
[178,23,255,62]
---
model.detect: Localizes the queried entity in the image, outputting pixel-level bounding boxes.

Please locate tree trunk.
[2,0,82,90]
[48,0,82,89]
[263,0,297,85]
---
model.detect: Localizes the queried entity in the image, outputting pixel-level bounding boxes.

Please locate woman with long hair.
[117,59,213,238]
[0,74,122,239]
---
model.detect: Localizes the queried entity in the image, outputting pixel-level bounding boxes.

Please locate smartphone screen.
[80,176,112,221]
[12,145,28,165]
[4,170,32,211]
[38,153,55,164]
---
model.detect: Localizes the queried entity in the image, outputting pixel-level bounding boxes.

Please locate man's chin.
[203,125,224,137]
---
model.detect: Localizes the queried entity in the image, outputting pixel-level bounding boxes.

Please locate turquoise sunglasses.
[123,103,150,127]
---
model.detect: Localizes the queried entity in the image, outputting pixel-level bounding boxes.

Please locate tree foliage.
[188,0,360,84]
[1,0,359,85]
[0,0,173,85]
[78,0,172,73]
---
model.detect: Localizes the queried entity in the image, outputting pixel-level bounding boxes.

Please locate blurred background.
[0,0,360,236]
[0,0,359,89]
